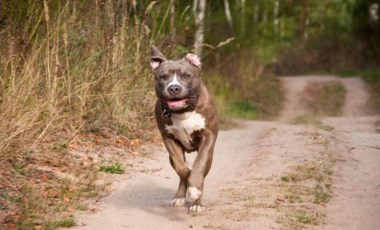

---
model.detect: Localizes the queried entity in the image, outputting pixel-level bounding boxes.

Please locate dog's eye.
[185,73,192,79]
[158,74,167,80]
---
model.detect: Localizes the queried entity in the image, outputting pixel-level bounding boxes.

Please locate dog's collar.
[160,98,197,120]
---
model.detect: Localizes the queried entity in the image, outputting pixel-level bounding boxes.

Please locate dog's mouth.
[165,97,193,110]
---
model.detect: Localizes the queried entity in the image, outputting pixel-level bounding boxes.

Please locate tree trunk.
[273,0,279,36]
[299,0,309,40]
[240,0,245,35]
[170,0,176,41]
[193,0,206,56]
[223,0,233,30]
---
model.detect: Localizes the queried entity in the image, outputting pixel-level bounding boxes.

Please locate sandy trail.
[71,76,380,230]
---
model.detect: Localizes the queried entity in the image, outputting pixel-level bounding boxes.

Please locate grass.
[293,115,334,131]
[293,213,315,224]
[226,101,258,120]
[0,0,282,228]
[0,1,178,228]
[314,183,331,204]
[74,204,88,211]
[99,162,124,174]
[302,81,346,116]
[337,68,380,114]
[44,217,76,229]
[279,160,333,227]
[361,69,380,114]
[210,71,283,124]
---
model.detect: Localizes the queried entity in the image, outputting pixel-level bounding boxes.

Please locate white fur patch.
[165,111,205,150]
[189,205,204,213]
[167,74,181,87]
[187,186,202,202]
[170,198,186,207]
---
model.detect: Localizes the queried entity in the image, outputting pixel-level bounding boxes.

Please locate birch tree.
[223,0,233,30]
[170,0,176,38]
[193,0,206,56]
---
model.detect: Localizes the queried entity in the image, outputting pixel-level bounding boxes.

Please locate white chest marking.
[165,111,206,150]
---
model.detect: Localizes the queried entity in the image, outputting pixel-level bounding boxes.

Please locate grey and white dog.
[150,46,218,213]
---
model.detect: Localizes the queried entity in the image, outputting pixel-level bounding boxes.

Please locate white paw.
[187,187,202,202]
[170,198,186,207]
[189,205,204,214]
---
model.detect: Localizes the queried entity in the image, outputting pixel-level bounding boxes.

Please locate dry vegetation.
[206,51,283,122]
[0,1,160,228]
[301,81,346,117]
[0,1,283,228]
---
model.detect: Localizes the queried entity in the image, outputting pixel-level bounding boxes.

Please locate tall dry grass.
[0,0,193,227]
[0,0,173,164]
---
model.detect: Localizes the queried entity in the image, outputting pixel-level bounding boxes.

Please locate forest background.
[0,0,379,228]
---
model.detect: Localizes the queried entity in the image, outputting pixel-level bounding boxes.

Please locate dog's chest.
[165,112,205,150]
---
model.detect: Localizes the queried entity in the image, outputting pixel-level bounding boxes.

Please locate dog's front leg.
[164,138,191,207]
[187,129,216,213]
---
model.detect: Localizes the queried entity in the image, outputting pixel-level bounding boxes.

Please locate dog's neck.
[161,101,197,120]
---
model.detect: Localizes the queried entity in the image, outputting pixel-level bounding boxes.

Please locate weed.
[323,164,333,176]
[206,64,283,121]
[74,204,88,211]
[301,81,346,116]
[361,69,380,114]
[294,213,315,224]
[44,217,76,229]
[314,184,331,204]
[280,174,298,182]
[279,160,333,227]
[293,115,334,131]
[285,194,303,203]
[227,101,258,120]
[1,192,21,203]
[99,162,124,174]
[14,165,28,176]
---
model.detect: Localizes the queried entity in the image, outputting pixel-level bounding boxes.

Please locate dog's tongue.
[167,99,187,109]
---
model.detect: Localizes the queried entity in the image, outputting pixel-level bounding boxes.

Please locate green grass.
[209,72,283,124]
[226,101,258,120]
[44,217,76,229]
[337,68,380,113]
[280,174,298,183]
[361,69,380,114]
[302,81,346,116]
[314,184,331,204]
[292,115,334,131]
[1,191,22,203]
[74,204,88,211]
[294,213,315,224]
[99,162,124,174]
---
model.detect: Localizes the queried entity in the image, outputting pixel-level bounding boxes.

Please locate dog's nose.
[168,85,181,95]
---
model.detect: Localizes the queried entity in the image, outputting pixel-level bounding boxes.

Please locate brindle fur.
[151,46,218,210]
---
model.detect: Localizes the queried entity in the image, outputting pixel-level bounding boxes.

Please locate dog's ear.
[151,45,166,70]
[184,53,201,69]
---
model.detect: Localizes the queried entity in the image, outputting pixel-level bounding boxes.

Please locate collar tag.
[162,108,171,120]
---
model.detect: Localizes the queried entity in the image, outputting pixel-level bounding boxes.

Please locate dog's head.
[150,46,202,112]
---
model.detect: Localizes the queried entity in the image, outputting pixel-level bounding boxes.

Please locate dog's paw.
[170,198,186,207]
[187,186,202,202]
[189,205,204,214]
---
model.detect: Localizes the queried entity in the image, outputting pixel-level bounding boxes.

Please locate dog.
[150,46,218,213]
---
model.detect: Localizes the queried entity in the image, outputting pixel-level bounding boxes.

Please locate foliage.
[0,0,189,228]
[0,0,379,228]
[99,162,124,174]
[361,69,380,113]
[302,81,346,116]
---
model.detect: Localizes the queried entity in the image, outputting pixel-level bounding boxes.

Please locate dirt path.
[71,76,380,230]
